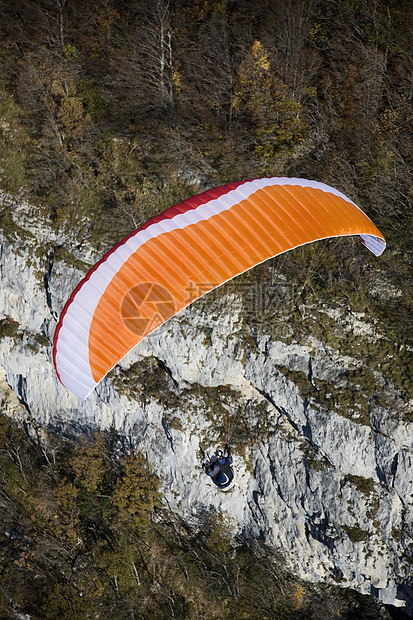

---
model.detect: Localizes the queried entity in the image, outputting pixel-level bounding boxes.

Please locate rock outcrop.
[1,189,412,613]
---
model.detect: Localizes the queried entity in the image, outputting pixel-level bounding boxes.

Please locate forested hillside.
[0,0,412,618]
[1,0,412,353]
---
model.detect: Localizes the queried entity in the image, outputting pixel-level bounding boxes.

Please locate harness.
[212,458,234,489]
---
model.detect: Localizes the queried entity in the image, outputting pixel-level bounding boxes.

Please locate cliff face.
[1,189,412,614]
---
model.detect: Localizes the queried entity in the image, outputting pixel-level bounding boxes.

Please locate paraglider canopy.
[53,177,385,399]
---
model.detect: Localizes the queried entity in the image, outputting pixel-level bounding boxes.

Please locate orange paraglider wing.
[53,177,385,399]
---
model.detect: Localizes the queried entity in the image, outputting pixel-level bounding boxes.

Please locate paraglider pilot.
[203,448,234,489]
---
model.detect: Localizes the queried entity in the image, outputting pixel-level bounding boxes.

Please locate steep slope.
[1,188,412,614]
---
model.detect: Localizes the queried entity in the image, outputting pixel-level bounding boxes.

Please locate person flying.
[203,448,234,490]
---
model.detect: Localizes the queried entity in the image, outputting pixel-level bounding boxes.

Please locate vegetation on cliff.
[0,415,395,619]
[0,0,411,395]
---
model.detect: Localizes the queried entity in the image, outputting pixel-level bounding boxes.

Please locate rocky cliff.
[1,189,412,614]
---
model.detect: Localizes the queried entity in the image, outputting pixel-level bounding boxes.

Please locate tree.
[113,450,160,530]
[109,0,175,122]
[232,40,306,166]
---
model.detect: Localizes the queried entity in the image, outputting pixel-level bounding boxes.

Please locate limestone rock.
[1,189,412,614]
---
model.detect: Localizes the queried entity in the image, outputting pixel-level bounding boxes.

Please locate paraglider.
[53,177,385,400]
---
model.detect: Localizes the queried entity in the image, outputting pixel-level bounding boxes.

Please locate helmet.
[215,449,224,459]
